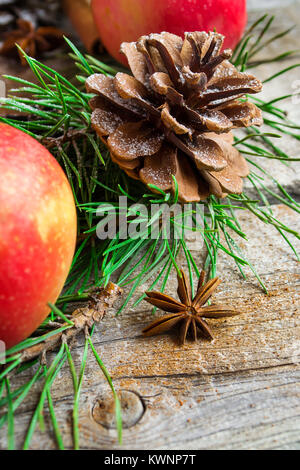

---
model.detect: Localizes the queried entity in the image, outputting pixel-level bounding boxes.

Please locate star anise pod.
[86,31,263,202]
[0,18,64,65]
[143,270,240,344]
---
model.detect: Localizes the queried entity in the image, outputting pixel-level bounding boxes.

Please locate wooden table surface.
[0,7,299,450]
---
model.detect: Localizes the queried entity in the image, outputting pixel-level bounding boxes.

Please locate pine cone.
[86,32,263,202]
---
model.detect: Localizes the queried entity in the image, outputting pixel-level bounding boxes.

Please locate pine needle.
[88,338,122,444]
[5,378,15,450]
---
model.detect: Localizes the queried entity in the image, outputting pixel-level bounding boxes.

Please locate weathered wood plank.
[0,204,298,450]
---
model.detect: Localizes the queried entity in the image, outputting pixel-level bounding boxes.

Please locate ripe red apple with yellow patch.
[91,0,247,65]
[0,124,77,349]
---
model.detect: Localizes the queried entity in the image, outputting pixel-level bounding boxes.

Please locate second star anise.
[0,18,64,65]
[143,270,240,344]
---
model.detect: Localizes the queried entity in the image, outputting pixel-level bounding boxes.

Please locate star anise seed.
[143,269,240,344]
[0,18,64,65]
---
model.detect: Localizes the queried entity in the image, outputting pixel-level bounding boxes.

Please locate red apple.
[0,124,77,349]
[91,0,247,65]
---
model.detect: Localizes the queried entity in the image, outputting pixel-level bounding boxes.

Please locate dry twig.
[10,282,122,365]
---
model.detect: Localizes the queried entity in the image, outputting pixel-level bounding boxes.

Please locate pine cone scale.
[87,30,263,202]
[174,152,210,202]
[90,103,129,139]
[107,121,164,161]
[87,75,144,119]
[119,42,149,85]
[139,143,176,191]
[160,103,192,136]
[150,72,173,94]
[110,152,140,170]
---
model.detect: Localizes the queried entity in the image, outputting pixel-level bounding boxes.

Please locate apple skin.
[0,124,77,349]
[91,0,247,65]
